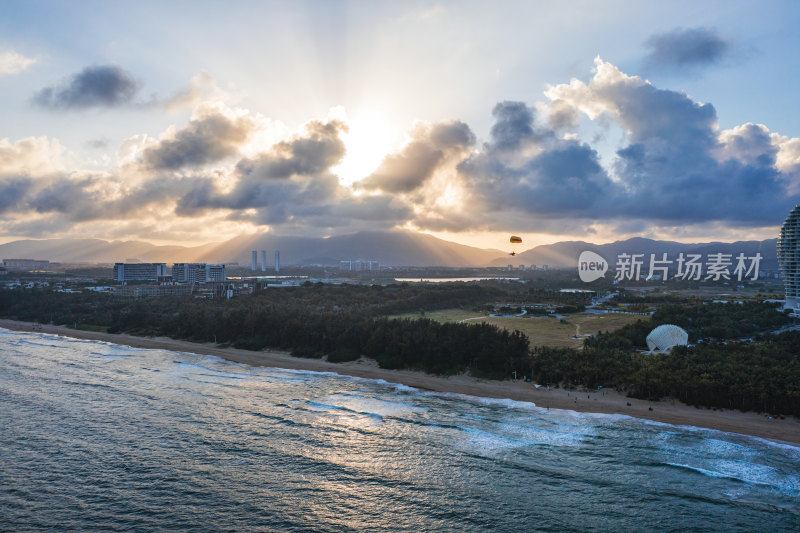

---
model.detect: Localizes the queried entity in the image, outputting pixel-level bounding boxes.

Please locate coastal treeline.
[1,287,797,415]
[525,331,800,415]
[0,285,529,379]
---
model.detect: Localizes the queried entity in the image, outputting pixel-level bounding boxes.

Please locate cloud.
[643,27,733,72]
[142,106,256,171]
[488,101,545,151]
[85,138,110,150]
[0,136,70,176]
[541,58,798,226]
[0,177,32,213]
[0,50,36,76]
[33,65,141,109]
[170,118,413,231]
[162,72,232,112]
[3,58,800,243]
[544,99,581,131]
[175,119,349,220]
[454,104,617,229]
[409,59,799,234]
[360,120,475,193]
[234,119,347,182]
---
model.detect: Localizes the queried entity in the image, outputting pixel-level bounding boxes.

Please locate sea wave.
[663,461,800,495]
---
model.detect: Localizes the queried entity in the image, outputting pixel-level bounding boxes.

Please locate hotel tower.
[778,205,800,317]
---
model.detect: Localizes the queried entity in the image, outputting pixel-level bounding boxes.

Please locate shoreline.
[2,318,798,446]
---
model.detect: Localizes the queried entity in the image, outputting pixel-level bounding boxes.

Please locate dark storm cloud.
[644,27,732,71]
[361,120,475,193]
[143,111,254,171]
[33,65,141,109]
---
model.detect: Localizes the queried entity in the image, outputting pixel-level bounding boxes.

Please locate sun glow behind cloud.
[331,108,405,186]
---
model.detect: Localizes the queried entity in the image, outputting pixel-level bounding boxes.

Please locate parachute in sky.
[509,235,522,256]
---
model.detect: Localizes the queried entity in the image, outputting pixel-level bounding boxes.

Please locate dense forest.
[1,285,797,415]
[526,331,800,415]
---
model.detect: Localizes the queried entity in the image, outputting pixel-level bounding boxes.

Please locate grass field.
[392,309,484,323]
[391,310,645,348]
[481,313,645,348]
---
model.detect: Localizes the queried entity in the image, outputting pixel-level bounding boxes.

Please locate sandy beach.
[2,318,798,446]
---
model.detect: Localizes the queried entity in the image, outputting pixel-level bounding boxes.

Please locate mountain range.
[0,231,779,270]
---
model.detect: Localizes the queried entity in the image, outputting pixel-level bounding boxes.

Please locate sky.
[1,0,800,250]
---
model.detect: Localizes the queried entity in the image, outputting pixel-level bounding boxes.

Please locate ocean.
[1,328,798,532]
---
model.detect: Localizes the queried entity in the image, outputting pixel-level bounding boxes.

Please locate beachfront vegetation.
[0,285,796,415]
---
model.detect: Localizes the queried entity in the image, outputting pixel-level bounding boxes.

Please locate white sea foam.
[456,427,535,453]
[664,460,800,494]
[423,391,538,411]
[90,351,134,358]
[305,400,384,420]
[324,393,429,418]
[173,360,252,377]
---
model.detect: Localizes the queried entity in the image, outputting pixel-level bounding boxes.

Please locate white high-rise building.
[275,250,280,273]
[204,264,226,282]
[261,250,266,272]
[251,250,257,271]
[114,263,167,281]
[172,263,227,283]
[778,205,800,316]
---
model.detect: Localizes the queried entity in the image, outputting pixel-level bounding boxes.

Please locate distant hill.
[498,237,778,270]
[0,232,779,269]
[0,238,214,265]
[199,231,506,267]
[0,231,505,267]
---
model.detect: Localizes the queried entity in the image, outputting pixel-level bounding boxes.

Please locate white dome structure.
[646,324,688,352]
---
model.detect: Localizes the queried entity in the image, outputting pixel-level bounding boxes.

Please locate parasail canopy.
[510,236,522,244]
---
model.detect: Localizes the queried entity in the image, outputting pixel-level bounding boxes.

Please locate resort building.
[778,205,800,317]
[2,259,50,270]
[172,263,227,284]
[113,263,168,282]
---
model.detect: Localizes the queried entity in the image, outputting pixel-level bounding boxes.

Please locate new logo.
[578,251,608,282]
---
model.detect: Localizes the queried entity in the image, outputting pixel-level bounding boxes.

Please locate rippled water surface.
[1,329,799,532]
